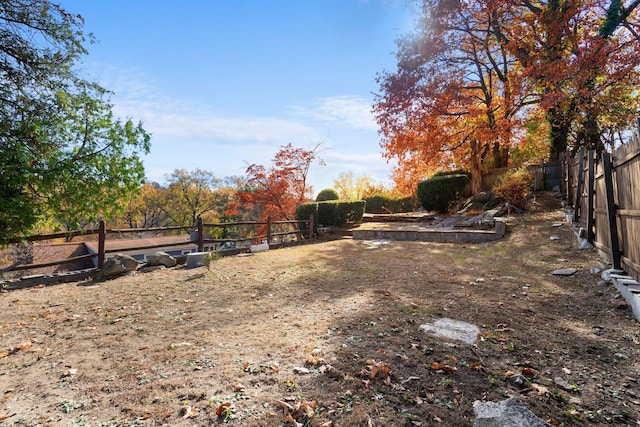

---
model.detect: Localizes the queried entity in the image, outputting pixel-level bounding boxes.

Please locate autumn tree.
[119,182,167,229]
[161,169,223,226]
[375,0,640,194]
[500,0,640,159]
[332,172,390,200]
[0,1,150,242]
[241,144,323,220]
[374,0,535,194]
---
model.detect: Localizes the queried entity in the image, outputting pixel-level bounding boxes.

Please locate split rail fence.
[5,216,313,274]
[563,134,640,282]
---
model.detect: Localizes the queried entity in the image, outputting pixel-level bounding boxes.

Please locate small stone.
[552,268,578,276]
[550,236,560,241]
[508,374,528,389]
[614,353,629,360]
[553,377,575,392]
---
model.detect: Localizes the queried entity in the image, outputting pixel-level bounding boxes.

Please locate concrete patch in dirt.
[552,268,578,276]
[473,397,553,427]
[419,317,480,344]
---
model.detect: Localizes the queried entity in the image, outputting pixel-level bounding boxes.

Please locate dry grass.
[1,196,639,426]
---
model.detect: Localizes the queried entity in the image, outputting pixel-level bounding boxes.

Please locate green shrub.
[296,200,366,232]
[416,174,469,213]
[363,194,393,214]
[295,203,318,235]
[363,194,419,214]
[315,188,340,201]
[432,169,472,180]
[493,168,532,210]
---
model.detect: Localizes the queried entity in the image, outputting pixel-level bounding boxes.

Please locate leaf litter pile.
[1,193,639,426]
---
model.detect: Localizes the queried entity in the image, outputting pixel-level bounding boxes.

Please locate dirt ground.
[1,192,639,427]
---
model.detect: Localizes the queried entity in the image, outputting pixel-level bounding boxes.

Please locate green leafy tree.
[161,169,222,226]
[118,182,168,229]
[0,1,150,242]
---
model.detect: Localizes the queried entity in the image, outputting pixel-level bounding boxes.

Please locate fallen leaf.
[15,342,32,351]
[275,400,294,411]
[215,402,233,416]
[182,405,198,419]
[470,362,485,371]
[285,412,302,427]
[234,383,245,392]
[531,383,550,395]
[431,362,457,373]
[62,368,78,377]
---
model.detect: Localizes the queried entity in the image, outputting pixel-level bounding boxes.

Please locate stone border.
[1,268,97,291]
[352,219,506,243]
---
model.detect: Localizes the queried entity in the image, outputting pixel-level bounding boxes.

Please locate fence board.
[565,134,640,282]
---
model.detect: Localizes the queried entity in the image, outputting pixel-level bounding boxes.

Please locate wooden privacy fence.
[6,216,313,273]
[563,136,640,281]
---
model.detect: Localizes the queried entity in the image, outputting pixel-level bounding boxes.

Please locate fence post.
[197,217,204,252]
[98,220,105,268]
[602,153,622,270]
[586,150,595,243]
[309,214,314,239]
[574,148,585,222]
[266,215,272,244]
[560,152,566,200]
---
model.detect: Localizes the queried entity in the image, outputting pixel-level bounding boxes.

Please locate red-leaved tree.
[240,144,324,221]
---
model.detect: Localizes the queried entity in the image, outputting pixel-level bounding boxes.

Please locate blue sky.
[62,0,414,194]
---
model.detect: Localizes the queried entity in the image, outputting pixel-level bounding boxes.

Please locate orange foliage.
[375,0,640,189]
[374,0,534,194]
[240,144,323,221]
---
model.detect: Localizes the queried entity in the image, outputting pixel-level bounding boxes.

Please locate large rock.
[460,191,499,213]
[473,397,553,427]
[146,251,177,268]
[95,254,139,280]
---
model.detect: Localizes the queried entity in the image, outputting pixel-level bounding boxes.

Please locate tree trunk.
[547,107,572,160]
[470,140,483,194]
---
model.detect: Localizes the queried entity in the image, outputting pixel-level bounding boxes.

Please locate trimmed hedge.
[295,200,366,233]
[315,188,340,201]
[417,174,469,213]
[363,194,419,214]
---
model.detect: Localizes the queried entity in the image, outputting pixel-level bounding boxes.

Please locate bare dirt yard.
[1,193,639,426]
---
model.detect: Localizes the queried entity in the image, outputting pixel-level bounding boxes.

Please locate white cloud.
[291,95,378,131]
[86,65,393,188]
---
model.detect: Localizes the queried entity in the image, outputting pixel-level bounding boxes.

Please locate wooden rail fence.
[4,216,313,274]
